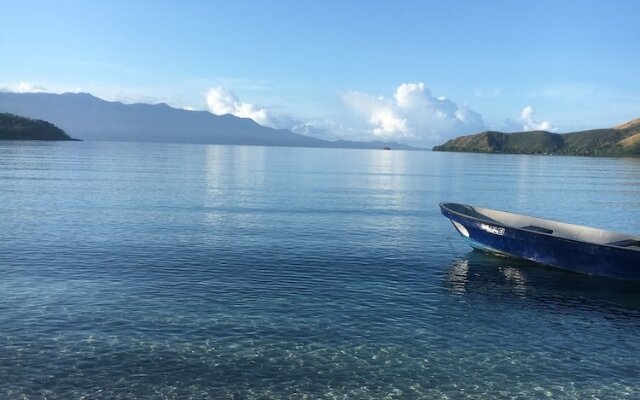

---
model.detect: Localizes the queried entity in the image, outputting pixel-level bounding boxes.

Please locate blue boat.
[440,202,640,281]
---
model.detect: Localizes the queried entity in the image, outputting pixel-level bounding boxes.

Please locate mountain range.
[433,119,640,156]
[0,92,417,150]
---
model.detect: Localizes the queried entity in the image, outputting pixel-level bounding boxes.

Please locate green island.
[433,118,640,157]
[0,112,77,141]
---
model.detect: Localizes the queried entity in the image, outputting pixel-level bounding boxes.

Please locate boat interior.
[442,203,640,250]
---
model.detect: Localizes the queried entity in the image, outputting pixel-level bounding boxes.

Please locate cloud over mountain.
[206,87,310,135]
[205,83,488,146]
[343,83,486,145]
[520,106,556,131]
[0,81,48,93]
[206,87,274,126]
[504,106,557,132]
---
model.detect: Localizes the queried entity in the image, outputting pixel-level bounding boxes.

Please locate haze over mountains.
[0,92,417,150]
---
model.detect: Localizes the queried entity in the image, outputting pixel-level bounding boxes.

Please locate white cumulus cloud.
[520,106,556,131]
[504,106,557,132]
[343,82,485,146]
[206,87,276,127]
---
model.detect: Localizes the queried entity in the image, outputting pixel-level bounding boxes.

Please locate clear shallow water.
[1,141,639,399]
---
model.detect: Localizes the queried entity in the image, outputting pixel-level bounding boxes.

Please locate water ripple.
[1,142,640,398]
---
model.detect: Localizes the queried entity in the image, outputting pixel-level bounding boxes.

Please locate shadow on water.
[445,250,640,317]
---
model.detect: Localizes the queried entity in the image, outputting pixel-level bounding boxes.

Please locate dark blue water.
[1,141,639,399]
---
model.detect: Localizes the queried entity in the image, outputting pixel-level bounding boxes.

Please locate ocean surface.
[1,141,639,399]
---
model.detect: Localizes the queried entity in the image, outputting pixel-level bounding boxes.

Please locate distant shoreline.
[0,112,78,141]
[0,92,419,150]
[433,118,640,157]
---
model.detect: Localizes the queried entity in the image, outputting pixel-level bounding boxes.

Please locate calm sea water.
[1,141,639,399]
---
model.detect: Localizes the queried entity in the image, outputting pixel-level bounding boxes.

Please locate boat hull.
[441,204,640,281]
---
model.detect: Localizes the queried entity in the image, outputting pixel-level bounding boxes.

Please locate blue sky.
[1,0,639,146]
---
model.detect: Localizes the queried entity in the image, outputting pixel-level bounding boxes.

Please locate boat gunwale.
[439,202,640,252]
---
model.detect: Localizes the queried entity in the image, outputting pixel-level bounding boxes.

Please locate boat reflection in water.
[448,257,528,297]
[445,250,640,316]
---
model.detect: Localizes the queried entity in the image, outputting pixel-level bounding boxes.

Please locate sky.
[1,0,639,147]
